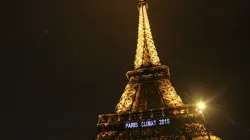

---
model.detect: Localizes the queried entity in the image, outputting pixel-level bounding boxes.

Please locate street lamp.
[198,103,205,110]
[196,102,211,140]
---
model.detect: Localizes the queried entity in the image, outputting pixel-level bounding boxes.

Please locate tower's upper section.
[114,0,184,113]
[134,0,161,69]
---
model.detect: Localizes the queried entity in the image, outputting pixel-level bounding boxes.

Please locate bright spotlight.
[197,103,205,110]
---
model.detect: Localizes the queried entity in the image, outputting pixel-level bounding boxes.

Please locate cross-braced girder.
[134,1,160,69]
[115,65,184,113]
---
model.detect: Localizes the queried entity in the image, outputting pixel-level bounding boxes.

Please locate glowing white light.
[197,103,205,110]
[141,120,156,127]
[159,118,170,125]
[125,122,139,128]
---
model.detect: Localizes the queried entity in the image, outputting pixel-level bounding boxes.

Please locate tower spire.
[134,0,160,69]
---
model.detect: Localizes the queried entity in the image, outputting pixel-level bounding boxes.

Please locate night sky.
[3,0,250,139]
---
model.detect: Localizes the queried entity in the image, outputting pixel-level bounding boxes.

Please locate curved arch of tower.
[95,1,222,139]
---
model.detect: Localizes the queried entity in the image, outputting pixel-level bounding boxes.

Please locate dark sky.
[3,0,250,139]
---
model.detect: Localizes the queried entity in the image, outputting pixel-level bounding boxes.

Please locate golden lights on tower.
[134,4,145,69]
[134,2,160,69]
[115,0,183,113]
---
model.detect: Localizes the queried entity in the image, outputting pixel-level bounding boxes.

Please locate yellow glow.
[134,5,144,69]
[116,3,184,113]
[158,79,183,107]
[142,5,161,66]
[115,82,138,113]
[134,4,161,69]
[197,103,205,110]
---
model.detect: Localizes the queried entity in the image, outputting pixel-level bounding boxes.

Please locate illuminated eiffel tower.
[95,0,222,139]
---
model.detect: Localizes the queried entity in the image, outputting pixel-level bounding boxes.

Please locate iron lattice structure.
[115,0,183,114]
[95,0,222,139]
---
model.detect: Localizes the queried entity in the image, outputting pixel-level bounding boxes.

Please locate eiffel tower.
[95,0,222,139]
